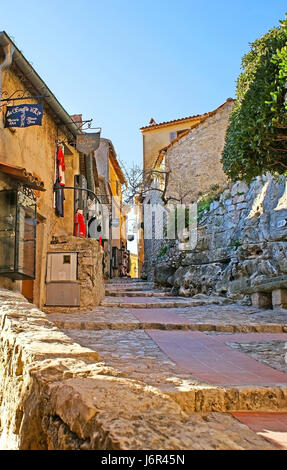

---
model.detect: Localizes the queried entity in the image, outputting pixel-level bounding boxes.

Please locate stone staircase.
[47,277,287,448]
[102,278,222,308]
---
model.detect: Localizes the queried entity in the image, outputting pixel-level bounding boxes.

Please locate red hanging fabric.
[74,211,86,237]
[57,145,65,186]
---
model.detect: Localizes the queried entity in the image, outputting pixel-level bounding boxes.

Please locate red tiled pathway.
[146,330,287,386]
[130,308,191,325]
[232,412,287,450]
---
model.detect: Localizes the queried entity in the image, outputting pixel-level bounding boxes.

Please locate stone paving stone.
[176,304,287,327]
[146,330,287,386]
[62,329,203,392]
[231,412,287,449]
[208,333,287,342]
[48,306,140,324]
[101,296,214,309]
[227,341,287,374]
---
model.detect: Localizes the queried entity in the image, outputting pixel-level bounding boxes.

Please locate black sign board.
[5,103,44,128]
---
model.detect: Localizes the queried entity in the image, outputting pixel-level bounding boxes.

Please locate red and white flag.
[57,145,65,186]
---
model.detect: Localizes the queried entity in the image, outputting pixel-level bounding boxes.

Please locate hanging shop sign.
[5,103,44,128]
[76,131,101,154]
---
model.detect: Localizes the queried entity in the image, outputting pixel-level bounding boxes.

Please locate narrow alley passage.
[48,278,287,450]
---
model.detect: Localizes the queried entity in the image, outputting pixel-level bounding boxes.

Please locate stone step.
[106,283,153,288]
[60,327,287,413]
[107,284,153,291]
[100,296,210,309]
[106,278,148,284]
[105,290,173,297]
[52,318,287,334]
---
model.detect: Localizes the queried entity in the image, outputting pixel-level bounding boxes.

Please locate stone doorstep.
[51,320,287,333]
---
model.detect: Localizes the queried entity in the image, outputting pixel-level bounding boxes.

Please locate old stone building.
[0,31,104,309]
[155,98,235,203]
[140,98,235,280]
[140,112,209,173]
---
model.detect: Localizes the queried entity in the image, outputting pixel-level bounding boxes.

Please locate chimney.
[70,114,83,130]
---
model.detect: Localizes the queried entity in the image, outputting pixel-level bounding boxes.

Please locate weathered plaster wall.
[0,67,81,307]
[154,174,287,304]
[46,235,105,310]
[141,117,203,172]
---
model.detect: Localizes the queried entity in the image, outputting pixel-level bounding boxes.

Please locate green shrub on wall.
[222,16,287,182]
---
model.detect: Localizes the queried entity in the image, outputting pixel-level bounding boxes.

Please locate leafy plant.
[222,15,287,182]
[197,185,226,219]
[230,238,241,250]
[157,245,168,258]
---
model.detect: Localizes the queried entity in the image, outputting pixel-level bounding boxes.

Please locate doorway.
[22,280,34,302]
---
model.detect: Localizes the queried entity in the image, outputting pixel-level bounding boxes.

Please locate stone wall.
[165,99,234,203]
[141,116,204,172]
[45,235,105,310]
[154,174,287,304]
[0,287,226,450]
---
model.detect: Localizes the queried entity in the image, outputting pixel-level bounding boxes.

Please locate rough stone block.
[233,195,245,204]
[272,289,287,309]
[231,181,249,197]
[210,201,220,211]
[251,292,272,309]
[236,202,248,210]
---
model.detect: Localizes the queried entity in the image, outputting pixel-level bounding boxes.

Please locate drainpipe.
[0,42,15,128]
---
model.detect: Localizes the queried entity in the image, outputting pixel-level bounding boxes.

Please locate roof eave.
[140,98,235,132]
[0,31,81,138]
[107,141,127,186]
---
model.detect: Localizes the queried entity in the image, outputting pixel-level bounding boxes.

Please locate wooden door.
[22,280,34,302]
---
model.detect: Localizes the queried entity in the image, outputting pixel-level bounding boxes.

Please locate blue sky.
[1,1,286,167]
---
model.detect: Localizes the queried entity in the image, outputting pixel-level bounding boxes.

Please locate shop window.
[0,189,36,280]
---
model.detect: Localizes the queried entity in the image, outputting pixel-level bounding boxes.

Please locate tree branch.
[266,160,287,169]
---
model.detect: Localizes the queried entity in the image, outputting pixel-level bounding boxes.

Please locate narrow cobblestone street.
[48,278,287,450]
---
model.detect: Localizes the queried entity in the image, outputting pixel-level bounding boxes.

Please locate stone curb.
[53,320,287,333]
[167,384,287,413]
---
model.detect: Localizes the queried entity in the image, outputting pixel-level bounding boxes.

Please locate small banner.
[76,131,101,154]
[5,103,44,128]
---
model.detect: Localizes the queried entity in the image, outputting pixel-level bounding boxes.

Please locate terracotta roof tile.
[140,113,206,131]
[0,161,45,191]
[140,98,235,132]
